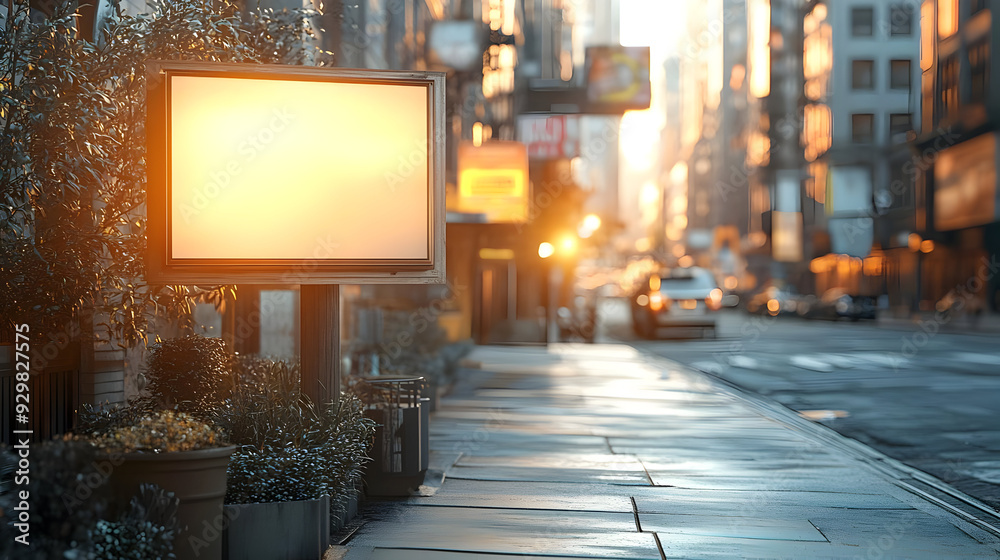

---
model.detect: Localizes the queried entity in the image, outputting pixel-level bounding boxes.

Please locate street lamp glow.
[538,242,555,259]
[559,236,578,255]
[578,214,602,239]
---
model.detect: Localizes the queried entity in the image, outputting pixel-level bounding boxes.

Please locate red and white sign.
[517,115,579,160]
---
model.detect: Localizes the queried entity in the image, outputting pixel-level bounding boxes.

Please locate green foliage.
[77,395,158,438]
[143,334,236,415]
[78,333,236,435]
[216,356,375,512]
[0,438,106,558]
[0,441,181,560]
[0,0,332,347]
[91,483,180,560]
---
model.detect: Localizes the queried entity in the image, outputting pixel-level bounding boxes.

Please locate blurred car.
[802,288,877,321]
[745,285,799,317]
[630,266,722,339]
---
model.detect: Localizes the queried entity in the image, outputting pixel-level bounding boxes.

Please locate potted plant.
[88,410,235,560]
[214,356,374,560]
[0,438,181,559]
[80,335,238,560]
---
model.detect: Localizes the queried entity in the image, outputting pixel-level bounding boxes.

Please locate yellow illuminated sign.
[146,62,446,284]
[456,141,529,223]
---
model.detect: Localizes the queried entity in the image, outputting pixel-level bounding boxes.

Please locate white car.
[631,266,722,339]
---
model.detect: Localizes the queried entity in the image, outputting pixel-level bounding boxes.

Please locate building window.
[970,41,990,104]
[890,59,911,89]
[890,4,913,35]
[852,113,875,143]
[939,54,960,119]
[852,59,875,89]
[889,113,912,142]
[852,7,875,36]
[938,0,958,38]
[971,0,987,16]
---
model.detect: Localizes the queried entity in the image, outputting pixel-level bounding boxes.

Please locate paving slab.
[644,471,887,492]
[446,463,651,485]
[631,485,916,512]
[407,490,634,513]
[346,344,1000,559]
[652,532,976,559]
[638,512,827,542]
[348,506,660,559]
[365,551,634,560]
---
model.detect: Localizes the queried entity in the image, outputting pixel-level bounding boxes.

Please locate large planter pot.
[222,495,330,560]
[105,446,236,560]
[330,490,360,534]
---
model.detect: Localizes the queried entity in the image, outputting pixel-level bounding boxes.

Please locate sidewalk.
[876,309,1000,335]
[341,344,1000,559]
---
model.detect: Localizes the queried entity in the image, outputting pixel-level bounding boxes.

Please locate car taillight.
[649,291,665,311]
[706,288,723,311]
[767,298,780,315]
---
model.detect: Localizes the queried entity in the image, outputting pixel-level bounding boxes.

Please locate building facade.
[916,0,1000,313]
[802,0,922,308]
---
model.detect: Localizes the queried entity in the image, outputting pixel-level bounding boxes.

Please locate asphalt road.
[597,300,1000,513]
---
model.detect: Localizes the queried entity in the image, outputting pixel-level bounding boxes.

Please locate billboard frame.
[145,61,446,285]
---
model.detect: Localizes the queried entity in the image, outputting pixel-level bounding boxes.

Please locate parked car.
[630,266,722,339]
[802,288,877,321]
[745,285,799,316]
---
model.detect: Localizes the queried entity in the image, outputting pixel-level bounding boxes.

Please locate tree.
[0,0,332,349]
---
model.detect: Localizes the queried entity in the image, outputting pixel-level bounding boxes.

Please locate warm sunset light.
[619,0,683,49]
[748,0,771,98]
[15,0,1000,555]
[169,75,428,260]
[560,235,578,255]
[146,62,445,283]
[938,0,958,38]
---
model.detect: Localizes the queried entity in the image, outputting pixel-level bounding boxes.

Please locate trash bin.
[358,376,429,496]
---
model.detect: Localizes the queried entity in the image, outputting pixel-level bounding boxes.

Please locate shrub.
[0,0,330,347]
[215,357,374,515]
[91,483,180,560]
[77,396,158,438]
[143,335,236,416]
[0,439,179,559]
[0,438,107,558]
[78,334,235,438]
